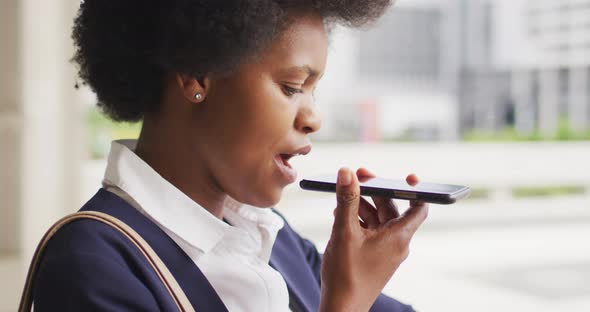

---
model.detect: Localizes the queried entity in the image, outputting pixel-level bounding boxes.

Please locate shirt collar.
[102,139,229,254]
[223,196,284,231]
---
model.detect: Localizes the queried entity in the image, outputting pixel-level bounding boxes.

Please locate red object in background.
[359,100,379,142]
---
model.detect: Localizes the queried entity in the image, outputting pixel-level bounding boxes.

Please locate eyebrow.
[286,65,321,78]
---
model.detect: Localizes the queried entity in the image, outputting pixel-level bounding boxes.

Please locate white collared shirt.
[102,140,291,312]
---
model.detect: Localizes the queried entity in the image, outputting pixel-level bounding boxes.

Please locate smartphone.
[300,174,471,205]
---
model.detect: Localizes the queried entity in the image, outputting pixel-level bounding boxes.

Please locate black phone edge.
[299,180,471,205]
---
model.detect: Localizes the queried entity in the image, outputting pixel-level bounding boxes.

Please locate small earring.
[195,93,203,101]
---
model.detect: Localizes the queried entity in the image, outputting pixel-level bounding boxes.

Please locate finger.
[406,173,419,186]
[356,168,376,183]
[356,167,376,178]
[358,197,379,229]
[409,199,425,208]
[371,196,400,222]
[334,167,362,232]
[395,201,429,238]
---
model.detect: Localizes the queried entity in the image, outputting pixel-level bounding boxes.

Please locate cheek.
[235,82,297,174]
[224,78,296,154]
[215,76,292,131]
[204,78,297,205]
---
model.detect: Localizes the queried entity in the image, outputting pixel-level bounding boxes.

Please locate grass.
[464,118,590,142]
[463,127,543,142]
[555,117,590,141]
[457,186,586,201]
[512,185,586,198]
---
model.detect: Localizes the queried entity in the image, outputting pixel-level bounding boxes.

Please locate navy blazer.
[32,189,415,311]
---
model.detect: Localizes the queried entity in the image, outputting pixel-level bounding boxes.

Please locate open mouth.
[278,153,294,168]
[273,145,311,183]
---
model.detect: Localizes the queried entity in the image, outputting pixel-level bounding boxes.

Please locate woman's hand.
[319,168,429,312]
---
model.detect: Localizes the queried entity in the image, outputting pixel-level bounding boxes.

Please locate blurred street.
[275,142,590,311]
[278,143,590,312]
[278,193,590,312]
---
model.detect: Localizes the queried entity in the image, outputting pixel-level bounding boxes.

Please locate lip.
[274,144,312,183]
[274,154,298,183]
[292,145,312,156]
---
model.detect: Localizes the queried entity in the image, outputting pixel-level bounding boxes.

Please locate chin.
[246,187,283,208]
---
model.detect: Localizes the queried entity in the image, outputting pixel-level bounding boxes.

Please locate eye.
[282,84,303,97]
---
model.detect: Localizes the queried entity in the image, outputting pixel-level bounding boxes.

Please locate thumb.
[333,167,361,232]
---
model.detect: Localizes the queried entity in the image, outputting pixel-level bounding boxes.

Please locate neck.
[134,119,227,219]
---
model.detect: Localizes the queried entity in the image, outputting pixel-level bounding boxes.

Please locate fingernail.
[338,168,351,186]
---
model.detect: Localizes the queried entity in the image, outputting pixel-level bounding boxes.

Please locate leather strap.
[18,211,195,312]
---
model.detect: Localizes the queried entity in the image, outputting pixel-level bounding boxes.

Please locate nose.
[295,96,322,134]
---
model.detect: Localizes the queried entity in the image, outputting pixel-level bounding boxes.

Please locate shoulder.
[35,189,166,288]
[31,189,178,311]
[40,217,135,267]
[44,188,159,266]
[32,217,166,310]
[42,188,153,268]
[35,214,153,285]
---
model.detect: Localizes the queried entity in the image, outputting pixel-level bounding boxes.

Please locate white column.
[538,69,560,138]
[19,0,82,267]
[568,67,589,132]
[0,0,22,255]
[511,71,536,135]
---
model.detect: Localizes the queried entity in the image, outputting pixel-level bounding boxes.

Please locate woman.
[32,0,428,311]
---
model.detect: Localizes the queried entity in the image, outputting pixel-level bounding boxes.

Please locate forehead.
[258,14,329,73]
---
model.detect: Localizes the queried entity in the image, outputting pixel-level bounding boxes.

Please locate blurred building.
[465,0,590,136]
[456,0,513,133]
[315,0,461,142]
[318,0,590,141]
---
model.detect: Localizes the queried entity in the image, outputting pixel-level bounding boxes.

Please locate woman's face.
[191,14,327,208]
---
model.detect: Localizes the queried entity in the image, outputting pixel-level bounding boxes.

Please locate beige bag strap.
[18,211,195,312]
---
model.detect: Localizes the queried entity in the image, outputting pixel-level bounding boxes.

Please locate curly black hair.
[73,0,393,122]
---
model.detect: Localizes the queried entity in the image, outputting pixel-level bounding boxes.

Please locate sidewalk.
[0,255,21,312]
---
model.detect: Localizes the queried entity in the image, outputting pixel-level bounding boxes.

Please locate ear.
[175,73,211,103]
